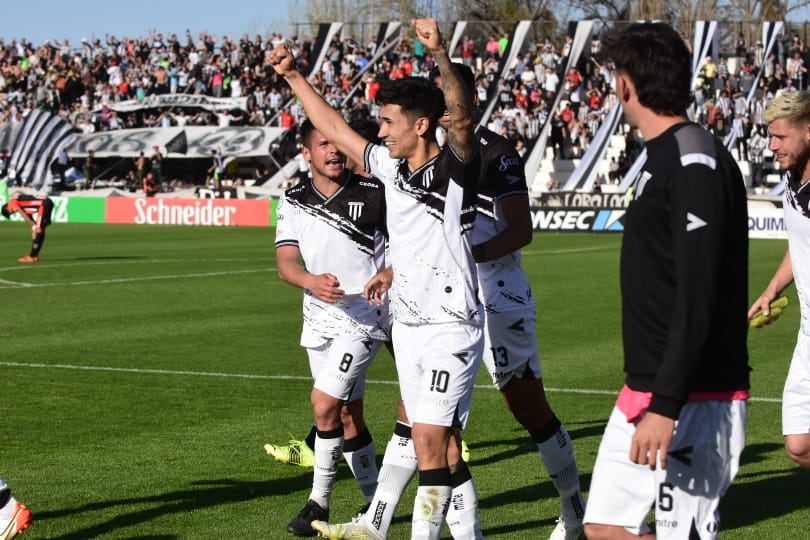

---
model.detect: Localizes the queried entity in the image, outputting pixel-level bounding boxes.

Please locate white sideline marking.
[522,245,619,256]
[0,268,275,288]
[0,361,782,403]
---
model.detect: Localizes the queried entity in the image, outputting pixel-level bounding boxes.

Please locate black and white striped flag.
[8,109,78,190]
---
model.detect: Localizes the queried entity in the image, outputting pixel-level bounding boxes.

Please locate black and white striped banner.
[308,22,345,83]
[691,20,718,89]
[562,101,623,191]
[478,20,533,129]
[523,20,595,188]
[8,110,78,190]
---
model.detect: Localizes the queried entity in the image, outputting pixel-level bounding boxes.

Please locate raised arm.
[268,43,368,168]
[413,18,476,161]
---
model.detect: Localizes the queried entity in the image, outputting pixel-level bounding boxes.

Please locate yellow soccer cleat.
[264,438,315,468]
[461,439,471,463]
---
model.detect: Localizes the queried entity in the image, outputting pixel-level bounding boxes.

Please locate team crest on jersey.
[348,201,364,220]
[422,165,435,188]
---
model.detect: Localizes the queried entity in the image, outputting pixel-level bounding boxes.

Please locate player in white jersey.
[434,63,586,540]
[275,119,389,536]
[750,90,810,469]
[271,19,482,540]
[308,63,586,540]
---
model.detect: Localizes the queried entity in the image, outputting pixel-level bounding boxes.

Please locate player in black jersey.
[436,63,586,540]
[583,23,750,540]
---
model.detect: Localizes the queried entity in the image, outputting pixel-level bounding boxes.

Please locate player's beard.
[788,141,810,182]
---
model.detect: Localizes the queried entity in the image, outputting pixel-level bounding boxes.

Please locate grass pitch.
[1,223,807,538]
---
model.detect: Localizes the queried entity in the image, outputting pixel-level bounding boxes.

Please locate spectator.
[142,170,159,196]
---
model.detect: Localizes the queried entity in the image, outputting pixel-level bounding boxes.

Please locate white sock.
[343,430,379,501]
[446,464,483,539]
[411,470,451,540]
[309,428,343,509]
[361,423,417,538]
[536,424,586,523]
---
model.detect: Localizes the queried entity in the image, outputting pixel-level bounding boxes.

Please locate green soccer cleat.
[264,438,315,468]
[461,439,471,463]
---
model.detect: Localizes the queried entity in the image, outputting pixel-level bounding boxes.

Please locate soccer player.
[271,18,483,540]
[0,478,31,539]
[316,63,587,540]
[436,63,586,540]
[275,118,389,536]
[582,23,750,539]
[264,118,390,474]
[1,193,55,263]
[749,90,810,469]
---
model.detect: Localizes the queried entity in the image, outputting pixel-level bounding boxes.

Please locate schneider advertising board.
[106,198,270,226]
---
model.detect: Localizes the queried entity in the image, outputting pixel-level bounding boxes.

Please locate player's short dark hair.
[428,63,476,96]
[601,22,693,116]
[1,203,10,219]
[298,118,317,148]
[376,77,445,128]
[349,118,380,143]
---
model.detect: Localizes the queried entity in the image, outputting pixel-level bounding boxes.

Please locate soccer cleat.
[17,256,38,263]
[0,502,32,540]
[750,296,789,328]
[549,517,583,540]
[311,518,383,540]
[461,439,471,462]
[287,500,328,537]
[264,439,315,468]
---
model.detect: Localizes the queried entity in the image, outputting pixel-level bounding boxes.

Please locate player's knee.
[412,425,450,466]
[785,436,810,468]
[311,394,342,428]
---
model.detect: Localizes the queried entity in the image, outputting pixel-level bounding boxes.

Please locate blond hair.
[765,91,810,125]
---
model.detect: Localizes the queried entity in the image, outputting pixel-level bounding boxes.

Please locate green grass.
[1,223,808,538]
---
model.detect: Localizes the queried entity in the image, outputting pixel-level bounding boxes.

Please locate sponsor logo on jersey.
[498,155,521,172]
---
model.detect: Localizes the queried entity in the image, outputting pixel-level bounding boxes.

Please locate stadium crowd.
[0,25,807,187]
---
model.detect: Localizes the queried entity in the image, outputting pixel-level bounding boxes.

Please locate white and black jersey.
[621,122,750,419]
[275,172,389,343]
[364,142,481,325]
[784,171,810,335]
[472,127,534,314]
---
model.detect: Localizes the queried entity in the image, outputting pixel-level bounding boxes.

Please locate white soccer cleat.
[549,517,583,540]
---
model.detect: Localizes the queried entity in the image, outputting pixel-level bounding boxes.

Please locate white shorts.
[584,400,747,539]
[783,330,810,435]
[392,320,483,429]
[481,309,542,389]
[307,335,383,402]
